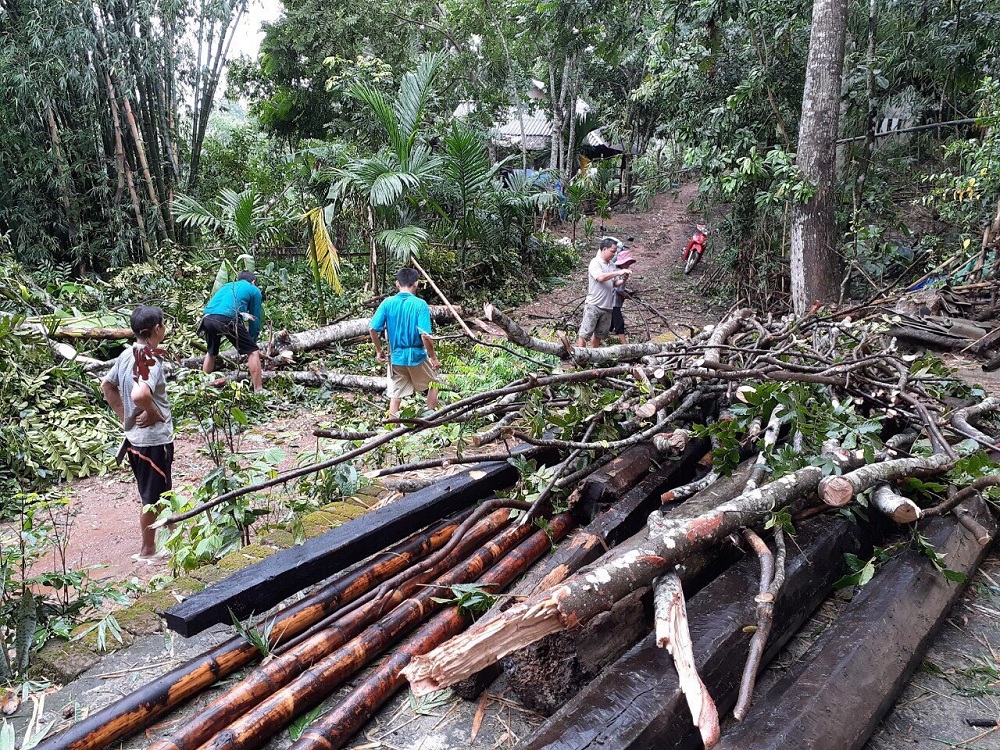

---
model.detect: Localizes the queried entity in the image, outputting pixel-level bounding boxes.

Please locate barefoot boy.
[101,305,174,562]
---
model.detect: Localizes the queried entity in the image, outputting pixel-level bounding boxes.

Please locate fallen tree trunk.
[274,306,458,354]
[484,303,676,363]
[521,514,869,749]
[404,451,955,694]
[715,496,998,750]
[33,515,466,750]
[288,513,576,750]
[211,369,387,392]
[50,326,133,340]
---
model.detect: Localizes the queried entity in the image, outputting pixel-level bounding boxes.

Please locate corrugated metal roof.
[453,87,593,150]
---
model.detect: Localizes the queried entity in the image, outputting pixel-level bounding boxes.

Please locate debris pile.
[35,303,1000,750]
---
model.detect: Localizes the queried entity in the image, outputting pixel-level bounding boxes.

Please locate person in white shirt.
[576,237,632,347]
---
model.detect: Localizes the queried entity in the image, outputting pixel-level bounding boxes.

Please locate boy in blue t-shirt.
[369,268,441,418]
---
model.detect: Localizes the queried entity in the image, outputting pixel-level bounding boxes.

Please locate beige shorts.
[387,360,439,398]
[578,304,613,341]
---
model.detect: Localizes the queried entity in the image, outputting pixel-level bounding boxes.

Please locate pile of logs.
[36,303,1000,750]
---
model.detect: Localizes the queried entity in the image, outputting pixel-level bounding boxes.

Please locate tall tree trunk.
[565,60,580,178]
[789,0,849,314]
[123,93,168,238]
[44,103,80,246]
[548,57,561,171]
[852,0,879,219]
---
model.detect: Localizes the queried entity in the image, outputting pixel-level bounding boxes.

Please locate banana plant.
[302,206,343,324]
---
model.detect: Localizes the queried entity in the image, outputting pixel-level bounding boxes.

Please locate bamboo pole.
[34,515,466,750]
[291,513,575,750]
[122,93,167,237]
[186,514,557,750]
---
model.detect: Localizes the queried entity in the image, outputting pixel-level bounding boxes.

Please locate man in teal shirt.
[369,268,440,418]
[199,270,264,391]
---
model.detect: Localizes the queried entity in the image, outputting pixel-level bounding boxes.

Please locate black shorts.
[609,307,626,335]
[200,314,259,356]
[126,442,174,509]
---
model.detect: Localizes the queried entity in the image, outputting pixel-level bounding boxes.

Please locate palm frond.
[302,206,343,294]
[172,193,223,231]
[441,122,494,205]
[350,81,406,160]
[377,225,428,262]
[395,52,445,155]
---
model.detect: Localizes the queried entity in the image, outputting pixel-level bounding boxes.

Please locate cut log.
[520,514,871,750]
[714,496,998,750]
[274,306,458,354]
[164,446,553,636]
[818,453,953,508]
[871,482,922,523]
[519,441,707,596]
[571,442,660,519]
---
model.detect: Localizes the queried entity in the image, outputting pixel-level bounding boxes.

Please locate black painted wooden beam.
[716,497,998,750]
[164,448,554,636]
[522,513,872,750]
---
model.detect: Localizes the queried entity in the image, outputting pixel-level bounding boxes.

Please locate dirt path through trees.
[516,182,726,339]
[52,186,724,588]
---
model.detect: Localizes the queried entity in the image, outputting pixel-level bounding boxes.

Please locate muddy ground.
[10,189,1000,749]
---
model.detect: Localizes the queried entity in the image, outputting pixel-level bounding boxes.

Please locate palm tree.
[328,53,446,289]
[173,187,290,256]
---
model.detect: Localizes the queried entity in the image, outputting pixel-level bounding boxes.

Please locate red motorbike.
[682,225,709,274]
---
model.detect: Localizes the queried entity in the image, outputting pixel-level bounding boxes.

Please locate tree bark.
[789,0,849,313]
[818,454,953,507]
[653,573,720,749]
[871,482,922,523]
[275,306,458,353]
[484,303,672,363]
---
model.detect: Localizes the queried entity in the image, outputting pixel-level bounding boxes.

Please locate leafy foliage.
[430,583,500,615]
[0,318,117,493]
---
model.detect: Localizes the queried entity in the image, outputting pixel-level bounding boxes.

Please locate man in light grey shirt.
[576,237,631,347]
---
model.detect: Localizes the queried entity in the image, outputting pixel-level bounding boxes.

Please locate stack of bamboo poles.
[36,504,575,750]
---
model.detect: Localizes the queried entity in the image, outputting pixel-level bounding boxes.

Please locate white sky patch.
[229,0,283,60]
